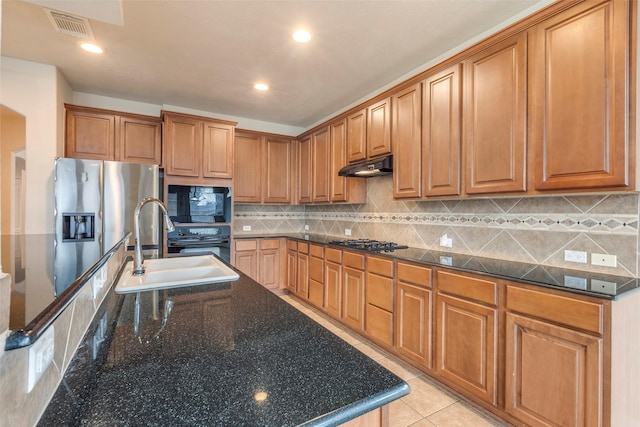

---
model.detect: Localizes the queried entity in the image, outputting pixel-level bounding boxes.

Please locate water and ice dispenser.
[61,213,96,241]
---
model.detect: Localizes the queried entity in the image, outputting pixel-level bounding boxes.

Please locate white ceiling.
[2,0,552,131]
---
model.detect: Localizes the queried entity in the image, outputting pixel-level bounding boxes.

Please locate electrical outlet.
[304,224,309,231]
[564,250,587,263]
[439,234,452,248]
[439,256,453,266]
[92,312,108,360]
[91,266,107,300]
[242,225,251,232]
[345,229,352,236]
[27,326,55,393]
[591,253,617,267]
[563,275,587,290]
[591,279,617,294]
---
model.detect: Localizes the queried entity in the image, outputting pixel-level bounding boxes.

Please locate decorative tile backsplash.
[235,176,640,277]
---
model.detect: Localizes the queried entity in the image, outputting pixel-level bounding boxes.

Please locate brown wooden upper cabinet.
[234,131,294,203]
[312,127,331,203]
[392,84,422,199]
[329,119,366,203]
[347,97,392,163]
[529,0,631,191]
[463,33,527,195]
[65,104,162,164]
[163,111,236,181]
[298,136,313,204]
[422,64,462,197]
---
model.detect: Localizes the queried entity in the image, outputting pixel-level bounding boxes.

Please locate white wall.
[0,57,71,234]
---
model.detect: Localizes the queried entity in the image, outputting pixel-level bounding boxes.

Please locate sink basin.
[115,255,239,294]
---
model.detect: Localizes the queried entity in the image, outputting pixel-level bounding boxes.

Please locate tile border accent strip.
[236,211,638,235]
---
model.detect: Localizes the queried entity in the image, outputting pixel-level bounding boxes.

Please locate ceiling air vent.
[44,8,94,39]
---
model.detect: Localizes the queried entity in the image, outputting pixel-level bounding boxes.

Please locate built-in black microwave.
[166,185,231,224]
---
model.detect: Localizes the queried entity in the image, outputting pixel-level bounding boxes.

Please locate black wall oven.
[166,185,232,262]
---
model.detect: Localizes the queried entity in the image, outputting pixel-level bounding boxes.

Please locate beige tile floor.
[280,295,511,427]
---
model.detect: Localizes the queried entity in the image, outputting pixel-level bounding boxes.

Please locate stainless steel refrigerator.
[53,158,160,295]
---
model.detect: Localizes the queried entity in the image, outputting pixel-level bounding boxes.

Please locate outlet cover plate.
[27,325,55,393]
[242,225,251,232]
[591,253,617,267]
[439,234,452,248]
[345,229,352,236]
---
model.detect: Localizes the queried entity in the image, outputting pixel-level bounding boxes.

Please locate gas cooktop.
[328,239,409,252]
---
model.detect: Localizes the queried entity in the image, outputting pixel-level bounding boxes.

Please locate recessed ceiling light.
[80,42,104,54]
[292,30,311,43]
[254,83,269,91]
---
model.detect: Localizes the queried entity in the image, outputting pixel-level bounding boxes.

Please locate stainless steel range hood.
[338,155,393,177]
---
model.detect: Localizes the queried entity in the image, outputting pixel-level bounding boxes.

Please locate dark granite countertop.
[234,233,639,300]
[40,269,409,426]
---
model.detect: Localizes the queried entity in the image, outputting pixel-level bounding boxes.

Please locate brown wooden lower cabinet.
[504,312,603,427]
[324,248,342,317]
[308,244,325,308]
[284,239,640,426]
[338,405,388,427]
[233,238,284,290]
[286,247,297,293]
[396,281,432,369]
[296,251,309,299]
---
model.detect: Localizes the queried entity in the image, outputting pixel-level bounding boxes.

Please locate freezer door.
[53,158,103,295]
[103,161,159,254]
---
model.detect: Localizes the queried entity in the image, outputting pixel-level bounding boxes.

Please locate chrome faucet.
[133,197,175,275]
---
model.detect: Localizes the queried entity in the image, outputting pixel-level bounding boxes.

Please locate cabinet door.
[324,260,342,318]
[258,249,280,290]
[505,312,603,427]
[367,97,392,158]
[436,293,497,405]
[296,252,309,299]
[342,266,365,331]
[203,121,234,179]
[464,33,527,194]
[65,108,115,160]
[264,137,292,203]
[286,249,297,293]
[423,64,462,197]
[393,84,422,198]
[234,250,257,281]
[396,281,433,369]
[298,137,313,203]
[118,115,162,164]
[164,114,201,177]
[312,127,330,203]
[347,108,367,163]
[530,0,630,190]
[234,132,262,203]
[330,119,349,202]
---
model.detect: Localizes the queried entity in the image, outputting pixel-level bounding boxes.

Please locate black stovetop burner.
[328,239,409,252]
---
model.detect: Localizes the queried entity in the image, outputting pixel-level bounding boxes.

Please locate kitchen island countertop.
[38,268,408,426]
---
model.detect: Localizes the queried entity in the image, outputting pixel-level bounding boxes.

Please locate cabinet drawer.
[436,271,497,306]
[298,242,309,254]
[506,285,603,335]
[235,239,257,252]
[325,248,342,264]
[259,239,280,250]
[309,244,324,258]
[397,262,432,288]
[366,304,393,347]
[343,251,365,270]
[366,273,393,311]
[287,239,297,251]
[309,255,324,283]
[309,279,324,308]
[367,256,393,277]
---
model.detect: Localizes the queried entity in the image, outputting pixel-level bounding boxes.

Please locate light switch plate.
[27,325,55,393]
[345,229,352,236]
[564,250,587,263]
